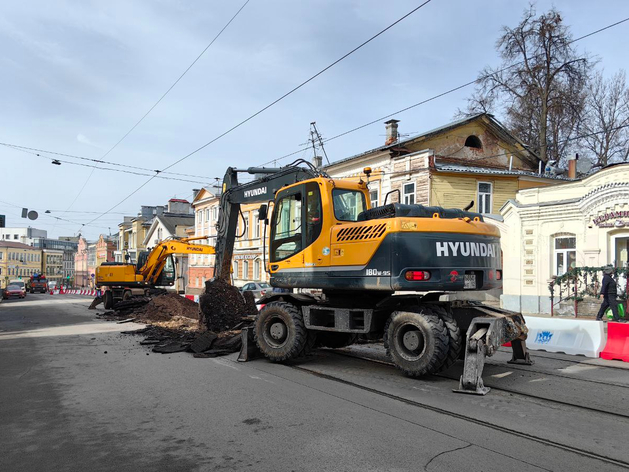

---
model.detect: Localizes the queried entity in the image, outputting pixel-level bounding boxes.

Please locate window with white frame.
[212,206,218,221]
[554,236,576,276]
[253,211,260,239]
[243,260,249,280]
[477,182,492,214]
[254,259,261,280]
[369,187,379,208]
[403,182,415,205]
[233,261,239,279]
[243,212,250,239]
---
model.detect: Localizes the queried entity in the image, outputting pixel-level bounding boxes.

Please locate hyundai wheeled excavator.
[212,160,531,395]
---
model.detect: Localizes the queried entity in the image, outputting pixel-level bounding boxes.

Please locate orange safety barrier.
[600,322,629,362]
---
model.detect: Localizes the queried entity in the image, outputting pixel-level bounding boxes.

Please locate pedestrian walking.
[596,265,623,322]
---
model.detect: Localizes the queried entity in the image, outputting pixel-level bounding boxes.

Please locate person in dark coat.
[596,265,622,322]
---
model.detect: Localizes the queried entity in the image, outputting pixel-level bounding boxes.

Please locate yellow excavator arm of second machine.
[140,236,216,285]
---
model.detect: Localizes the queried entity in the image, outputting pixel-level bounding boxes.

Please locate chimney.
[568,155,577,179]
[312,155,322,169]
[384,119,400,145]
[192,188,201,200]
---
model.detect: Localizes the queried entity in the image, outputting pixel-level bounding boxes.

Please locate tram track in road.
[325,350,629,422]
[289,360,629,470]
[510,349,629,373]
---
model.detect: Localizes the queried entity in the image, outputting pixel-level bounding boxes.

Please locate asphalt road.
[1,294,628,472]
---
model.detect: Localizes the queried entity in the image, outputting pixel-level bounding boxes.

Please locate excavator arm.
[139,236,216,285]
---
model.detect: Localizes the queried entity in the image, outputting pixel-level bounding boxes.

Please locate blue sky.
[1,0,628,239]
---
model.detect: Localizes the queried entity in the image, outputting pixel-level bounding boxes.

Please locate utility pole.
[309,122,330,166]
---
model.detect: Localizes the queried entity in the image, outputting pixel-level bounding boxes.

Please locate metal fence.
[549,265,629,317]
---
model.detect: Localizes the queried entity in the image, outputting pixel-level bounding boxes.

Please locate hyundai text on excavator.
[95,236,215,310]
[212,160,531,395]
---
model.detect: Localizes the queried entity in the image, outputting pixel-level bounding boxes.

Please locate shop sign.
[234,254,258,260]
[592,210,629,228]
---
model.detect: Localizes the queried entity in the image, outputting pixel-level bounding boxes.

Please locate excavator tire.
[103,290,114,310]
[316,332,358,349]
[255,301,310,362]
[429,304,462,373]
[383,308,449,377]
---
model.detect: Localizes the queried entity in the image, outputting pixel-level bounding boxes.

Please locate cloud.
[76,133,97,147]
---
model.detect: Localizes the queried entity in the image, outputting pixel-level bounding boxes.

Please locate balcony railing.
[549,264,629,317]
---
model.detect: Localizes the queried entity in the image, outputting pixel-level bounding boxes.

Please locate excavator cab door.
[270,181,322,263]
[154,255,176,286]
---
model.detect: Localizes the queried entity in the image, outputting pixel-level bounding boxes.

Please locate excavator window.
[155,255,176,286]
[332,188,366,222]
[270,183,323,262]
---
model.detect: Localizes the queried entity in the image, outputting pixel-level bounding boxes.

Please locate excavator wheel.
[429,304,462,373]
[103,290,114,310]
[316,332,358,349]
[384,308,449,377]
[255,301,310,362]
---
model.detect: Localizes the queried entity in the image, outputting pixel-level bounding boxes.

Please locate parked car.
[9,280,26,297]
[3,284,26,300]
[239,282,271,299]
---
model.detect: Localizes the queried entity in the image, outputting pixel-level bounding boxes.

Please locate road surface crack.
[424,443,472,471]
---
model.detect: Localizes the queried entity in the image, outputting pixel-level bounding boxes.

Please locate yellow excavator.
[95,236,215,310]
[212,160,531,395]
[97,159,531,394]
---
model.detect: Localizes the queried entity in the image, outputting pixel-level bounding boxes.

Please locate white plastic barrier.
[525,316,606,358]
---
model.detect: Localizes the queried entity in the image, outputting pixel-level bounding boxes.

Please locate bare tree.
[461,5,590,163]
[580,70,629,168]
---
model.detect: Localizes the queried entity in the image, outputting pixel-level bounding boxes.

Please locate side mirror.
[258,204,268,221]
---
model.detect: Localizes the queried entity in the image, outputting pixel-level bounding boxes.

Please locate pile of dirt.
[113,293,199,323]
[199,278,257,332]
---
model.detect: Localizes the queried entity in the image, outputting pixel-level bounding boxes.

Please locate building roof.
[433,161,574,180]
[168,198,190,203]
[324,113,540,170]
[0,241,39,250]
[156,215,195,235]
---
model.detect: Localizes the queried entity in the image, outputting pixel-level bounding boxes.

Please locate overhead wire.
[255,16,629,168]
[53,0,251,231]
[4,145,212,185]
[99,0,252,161]
[0,142,215,180]
[81,0,435,228]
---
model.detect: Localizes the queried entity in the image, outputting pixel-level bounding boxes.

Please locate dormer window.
[465,135,482,149]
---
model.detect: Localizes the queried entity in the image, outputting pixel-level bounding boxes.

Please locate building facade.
[0,241,43,289]
[324,115,566,219]
[96,235,117,266]
[0,227,47,245]
[32,237,78,287]
[501,163,629,314]
[188,189,220,295]
[43,249,64,286]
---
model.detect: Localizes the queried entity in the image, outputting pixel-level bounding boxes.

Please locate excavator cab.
[154,255,176,286]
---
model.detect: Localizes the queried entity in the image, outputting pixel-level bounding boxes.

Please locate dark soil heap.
[199,278,257,332]
[111,293,199,323]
